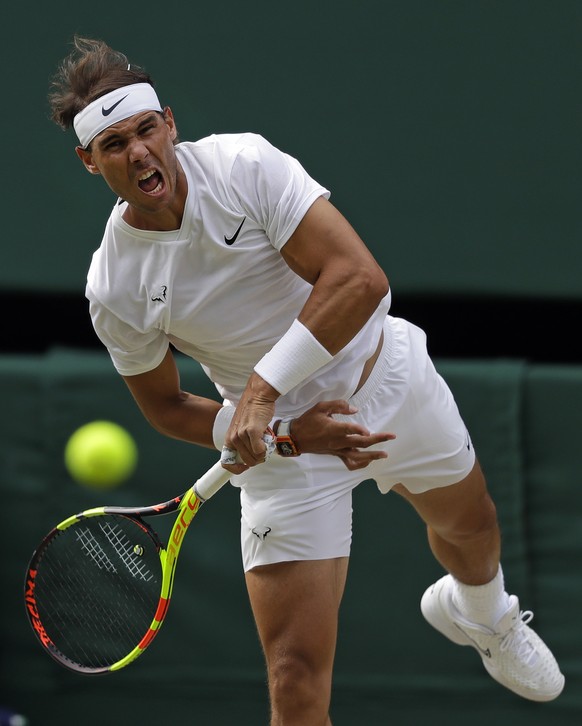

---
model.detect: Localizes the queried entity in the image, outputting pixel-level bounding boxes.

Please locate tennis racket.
[24,460,231,675]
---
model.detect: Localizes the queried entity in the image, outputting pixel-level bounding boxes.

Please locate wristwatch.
[273,417,301,457]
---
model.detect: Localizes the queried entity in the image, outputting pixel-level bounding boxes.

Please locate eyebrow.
[97,112,161,148]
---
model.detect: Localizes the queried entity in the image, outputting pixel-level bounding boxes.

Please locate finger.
[340,448,389,470]
[314,399,361,418]
[228,430,275,467]
[346,449,388,463]
[221,446,242,466]
[325,432,394,450]
[220,447,249,475]
[339,432,396,448]
[228,430,261,466]
[340,456,372,471]
[235,444,264,467]
[336,422,371,437]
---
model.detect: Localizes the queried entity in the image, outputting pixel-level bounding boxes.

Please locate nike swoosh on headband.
[102,95,129,117]
[74,83,163,147]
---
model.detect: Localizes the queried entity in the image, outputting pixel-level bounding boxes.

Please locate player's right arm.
[122,348,222,450]
[122,348,393,471]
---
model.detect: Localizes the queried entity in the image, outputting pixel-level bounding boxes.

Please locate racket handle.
[194,461,232,502]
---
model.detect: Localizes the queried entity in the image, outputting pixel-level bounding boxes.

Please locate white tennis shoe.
[421,575,565,701]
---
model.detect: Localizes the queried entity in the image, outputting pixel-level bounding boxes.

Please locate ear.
[75,146,101,175]
[162,106,178,142]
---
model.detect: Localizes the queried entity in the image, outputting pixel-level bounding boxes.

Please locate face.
[76,108,185,230]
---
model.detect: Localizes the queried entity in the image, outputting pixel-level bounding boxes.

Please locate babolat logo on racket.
[24,569,53,648]
[169,489,202,553]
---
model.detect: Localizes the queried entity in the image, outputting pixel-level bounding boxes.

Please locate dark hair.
[49,36,155,130]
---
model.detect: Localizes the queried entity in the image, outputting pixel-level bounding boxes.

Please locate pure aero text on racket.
[24,460,231,675]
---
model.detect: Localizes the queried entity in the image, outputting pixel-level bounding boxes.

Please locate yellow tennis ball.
[64,420,138,488]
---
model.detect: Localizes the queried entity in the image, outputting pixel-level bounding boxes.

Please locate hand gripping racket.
[24,460,231,675]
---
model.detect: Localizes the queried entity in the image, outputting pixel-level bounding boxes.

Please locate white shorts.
[237,316,476,572]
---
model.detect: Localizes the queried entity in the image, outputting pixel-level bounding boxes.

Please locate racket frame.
[24,461,231,674]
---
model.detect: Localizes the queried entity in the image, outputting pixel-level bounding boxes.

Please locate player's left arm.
[282,196,389,352]
[225,196,389,466]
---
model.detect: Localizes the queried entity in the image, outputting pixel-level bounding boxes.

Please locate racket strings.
[75,526,118,573]
[99,521,155,581]
[33,515,162,670]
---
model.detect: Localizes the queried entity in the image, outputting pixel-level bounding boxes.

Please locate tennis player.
[49,36,564,725]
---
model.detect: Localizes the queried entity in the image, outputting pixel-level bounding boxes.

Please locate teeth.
[138,168,163,194]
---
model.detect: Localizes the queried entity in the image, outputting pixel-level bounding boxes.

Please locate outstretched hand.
[291,400,395,470]
[223,374,396,474]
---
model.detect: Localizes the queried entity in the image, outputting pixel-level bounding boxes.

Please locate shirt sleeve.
[228,134,330,250]
[88,296,169,376]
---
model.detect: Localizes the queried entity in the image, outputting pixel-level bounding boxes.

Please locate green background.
[2,2,582,724]
[1,352,581,724]
[3,0,582,298]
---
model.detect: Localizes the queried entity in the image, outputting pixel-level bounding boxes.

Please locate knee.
[434,489,499,544]
[268,649,331,721]
[415,460,500,545]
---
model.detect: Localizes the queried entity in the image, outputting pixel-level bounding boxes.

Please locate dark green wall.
[1,351,581,724]
[2,4,582,722]
[4,0,582,298]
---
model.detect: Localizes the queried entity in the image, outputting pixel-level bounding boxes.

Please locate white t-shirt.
[86,133,391,416]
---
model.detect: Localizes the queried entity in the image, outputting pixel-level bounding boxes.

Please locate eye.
[103,139,123,151]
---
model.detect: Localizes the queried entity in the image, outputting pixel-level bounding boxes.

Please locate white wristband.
[254,319,333,395]
[212,405,235,450]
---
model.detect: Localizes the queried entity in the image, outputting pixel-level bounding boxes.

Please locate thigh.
[393,458,497,537]
[245,558,349,670]
[239,456,355,571]
[334,316,476,494]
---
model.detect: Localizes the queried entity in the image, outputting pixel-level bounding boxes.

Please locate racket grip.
[194,461,232,502]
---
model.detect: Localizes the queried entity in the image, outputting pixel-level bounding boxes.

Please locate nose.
[127,137,149,163]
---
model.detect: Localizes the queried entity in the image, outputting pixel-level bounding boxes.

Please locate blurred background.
[1,1,581,724]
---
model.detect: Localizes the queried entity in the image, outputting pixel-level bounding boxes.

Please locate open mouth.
[138,169,164,195]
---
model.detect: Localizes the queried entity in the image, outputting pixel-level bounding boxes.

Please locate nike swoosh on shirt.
[102,95,129,116]
[224,217,246,245]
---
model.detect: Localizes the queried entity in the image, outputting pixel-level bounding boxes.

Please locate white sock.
[452,566,511,628]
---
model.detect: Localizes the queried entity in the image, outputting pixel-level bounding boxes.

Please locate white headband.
[73,83,163,148]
